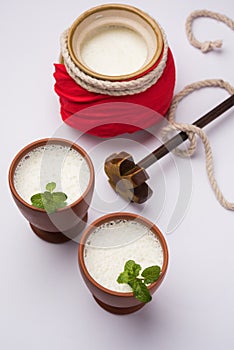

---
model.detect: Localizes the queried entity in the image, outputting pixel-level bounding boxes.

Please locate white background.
[1,0,234,349]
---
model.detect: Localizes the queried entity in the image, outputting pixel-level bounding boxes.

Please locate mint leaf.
[117,260,160,303]
[124,260,141,278]
[54,201,67,209]
[44,202,57,214]
[141,266,161,284]
[30,193,45,209]
[117,260,141,284]
[130,279,152,303]
[52,192,67,203]
[46,182,56,193]
[124,260,136,272]
[117,271,130,284]
[43,191,53,201]
[31,182,67,213]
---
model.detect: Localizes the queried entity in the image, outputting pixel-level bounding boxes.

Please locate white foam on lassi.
[14,144,90,205]
[81,26,148,76]
[84,219,164,292]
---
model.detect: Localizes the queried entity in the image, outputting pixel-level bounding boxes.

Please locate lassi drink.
[80,26,148,77]
[84,219,164,292]
[13,144,90,206]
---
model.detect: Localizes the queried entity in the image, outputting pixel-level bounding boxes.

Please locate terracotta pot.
[78,212,169,314]
[9,138,95,243]
[67,3,163,81]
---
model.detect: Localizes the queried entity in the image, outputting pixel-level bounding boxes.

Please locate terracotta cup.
[9,138,95,243]
[78,212,169,314]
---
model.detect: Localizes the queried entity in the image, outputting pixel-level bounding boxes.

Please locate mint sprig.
[117,260,161,303]
[31,182,67,214]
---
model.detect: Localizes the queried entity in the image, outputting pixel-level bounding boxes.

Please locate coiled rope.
[162,10,234,210]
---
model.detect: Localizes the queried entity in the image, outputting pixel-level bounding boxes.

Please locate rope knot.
[201,40,223,53]
[186,9,233,53]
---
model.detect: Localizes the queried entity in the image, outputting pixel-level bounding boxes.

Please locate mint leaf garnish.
[141,266,161,284]
[52,192,67,203]
[31,182,67,213]
[30,193,44,209]
[124,260,141,278]
[46,182,56,193]
[130,279,152,303]
[117,271,130,284]
[117,260,161,303]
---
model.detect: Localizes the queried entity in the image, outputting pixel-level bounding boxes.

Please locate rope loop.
[162,80,234,210]
[186,9,234,53]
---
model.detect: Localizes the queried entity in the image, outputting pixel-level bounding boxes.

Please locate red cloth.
[53,48,176,137]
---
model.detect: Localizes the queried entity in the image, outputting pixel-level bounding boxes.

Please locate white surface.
[1,0,234,349]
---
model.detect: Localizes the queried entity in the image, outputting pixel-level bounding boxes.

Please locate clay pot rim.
[78,212,169,298]
[68,3,163,81]
[8,137,95,213]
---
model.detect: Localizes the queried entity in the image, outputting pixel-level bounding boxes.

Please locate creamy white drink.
[13,144,90,205]
[84,219,164,292]
[81,26,148,76]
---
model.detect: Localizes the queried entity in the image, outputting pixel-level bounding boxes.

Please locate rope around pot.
[60,24,169,96]
[161,10,234,210]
